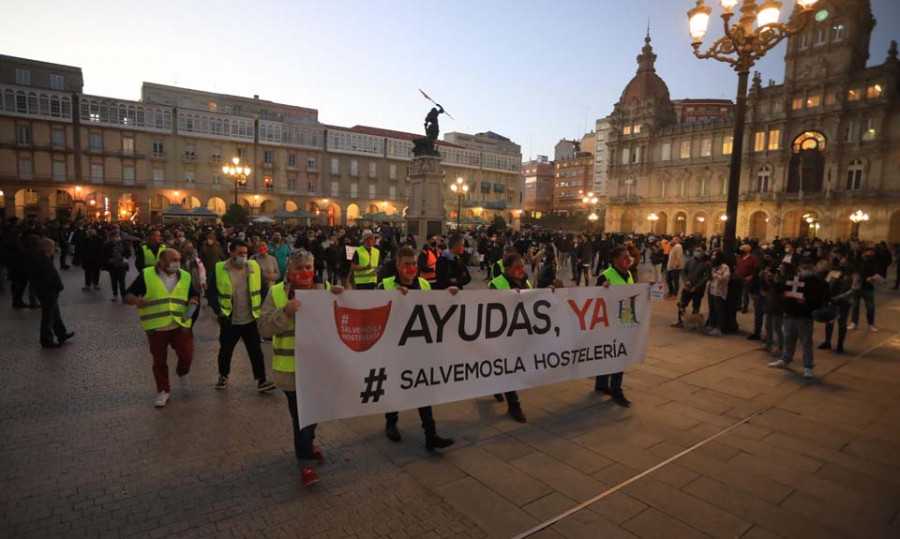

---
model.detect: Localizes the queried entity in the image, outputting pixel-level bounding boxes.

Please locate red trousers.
[146,328,194,393]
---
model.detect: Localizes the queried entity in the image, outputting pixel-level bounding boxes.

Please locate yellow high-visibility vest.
[353,246,380,285]
[215,259,262,319]
[270,280,330,373]
[141,244,165,268]
[138,267,193,331]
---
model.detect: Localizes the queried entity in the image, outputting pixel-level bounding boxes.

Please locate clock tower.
[783,0,875,86]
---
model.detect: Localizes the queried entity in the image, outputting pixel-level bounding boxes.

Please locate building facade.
[553,150,594,215]
[523,155,554,215]
[0,56,523,229]
[602,0,900,243]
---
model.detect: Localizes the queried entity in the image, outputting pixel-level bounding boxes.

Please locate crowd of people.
[1,214,898,485]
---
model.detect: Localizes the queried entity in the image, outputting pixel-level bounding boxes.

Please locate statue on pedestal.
[413,90,452,158]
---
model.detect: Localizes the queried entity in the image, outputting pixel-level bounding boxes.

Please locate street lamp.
[582,192,599,229]
[222,156,251,207]
[687,0,818,256]
[450,177,469,231]
[849,209,869,239]
[647,212,660,234]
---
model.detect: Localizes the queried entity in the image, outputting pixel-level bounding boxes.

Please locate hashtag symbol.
[360,368,387,404]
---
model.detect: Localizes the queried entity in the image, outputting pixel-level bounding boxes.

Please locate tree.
[222,203,249,227]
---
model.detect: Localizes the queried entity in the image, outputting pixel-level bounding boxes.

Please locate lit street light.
[450,177,469,231]
[221,156,251,207]
[849,209,869,239]
[647,212,660,234]
[687,0,819,256]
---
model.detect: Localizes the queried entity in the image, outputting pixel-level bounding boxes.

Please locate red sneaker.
[301,467,319,486]
[311,445,324,463]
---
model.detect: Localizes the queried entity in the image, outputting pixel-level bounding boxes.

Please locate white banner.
[293,285,651,427]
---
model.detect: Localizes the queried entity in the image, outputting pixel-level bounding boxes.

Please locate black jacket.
[435,252,471,290]
[28,255,64,295]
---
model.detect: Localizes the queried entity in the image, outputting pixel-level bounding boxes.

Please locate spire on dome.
[637,31,657,74]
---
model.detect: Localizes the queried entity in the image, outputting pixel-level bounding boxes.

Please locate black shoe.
[59,332,75,344]
[594,384,611,395]
[28,303,41,309]
[41,342,62,349]
[12,302,27,309]
[817,342,831,350]
[747,334,761,341]
[835,346,845,353]
[61,265,71,270]
[385,423,402,442]
[611,394,631,408]
[507,405,527,423]
[425,435,455,451]
[493,393,505,402]
[257,380,276,392]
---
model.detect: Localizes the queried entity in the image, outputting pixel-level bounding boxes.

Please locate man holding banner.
[377,246,455,451]
[488,252,531,423]
[595,246,634,407]
[258,250,343,486]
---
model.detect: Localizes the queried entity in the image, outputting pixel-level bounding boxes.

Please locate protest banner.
[293,285,650,427]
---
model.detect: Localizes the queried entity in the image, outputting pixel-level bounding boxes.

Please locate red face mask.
[289,270,315,288]
[258,246,269,256]
[509,268,526,281]
[400,266,419,280]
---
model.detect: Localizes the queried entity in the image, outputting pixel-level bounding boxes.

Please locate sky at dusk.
[6,0,899,159]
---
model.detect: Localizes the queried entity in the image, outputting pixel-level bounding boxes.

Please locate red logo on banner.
[333,300,393,352]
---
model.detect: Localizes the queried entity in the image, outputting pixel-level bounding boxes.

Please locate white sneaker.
[768,359,789,369]
[179,374,191,392]
[154,391,170,407]
[803,368,814,379]
[869,325,879,332]
[708,329,722,337]
[847,323,857,330]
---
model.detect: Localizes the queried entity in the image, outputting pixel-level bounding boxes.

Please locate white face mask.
[167,262,180,274]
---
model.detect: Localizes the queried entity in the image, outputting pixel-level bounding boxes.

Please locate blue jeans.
[782,316,814,368]
[851,288,875,326]
[765,313,784,351]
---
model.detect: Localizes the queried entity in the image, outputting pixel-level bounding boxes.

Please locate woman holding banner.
[258,250,343,486]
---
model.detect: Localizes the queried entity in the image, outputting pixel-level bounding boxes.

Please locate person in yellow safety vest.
[490,245,518,280]
[135,229,166,271]
[258,250,343,486]
[374,246,456,451]
[124,248,201,408]
[350,229,380,289]
[594,245,635,407]
[207,239,276,393]
[488,252,531,423]
[417,234,439,285]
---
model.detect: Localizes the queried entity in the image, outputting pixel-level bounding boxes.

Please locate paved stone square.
[2,263,899,538]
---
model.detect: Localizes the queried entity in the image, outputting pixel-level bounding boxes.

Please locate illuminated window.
[791,97,804,110]
[768,129,781,151]
[754,132,766,152]
[722,135,733,155]
[209,101,217,113]
[866,84,883,99]
[633,124,642,134]
[623,125,632,135]
[806,95,821,108]
[700,138,712,157]
[861,118,877,141]
[680,140,691,159]
[848,88,861,101]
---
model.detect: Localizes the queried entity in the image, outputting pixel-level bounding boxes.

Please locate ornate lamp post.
[687,0,819,255]
[221,156,251,207]
[849,209,869,239]
[582,191,599,230]
[647,212,660,234]
[449,177,469,231]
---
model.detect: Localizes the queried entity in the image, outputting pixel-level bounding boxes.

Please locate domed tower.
[611,32,677,134]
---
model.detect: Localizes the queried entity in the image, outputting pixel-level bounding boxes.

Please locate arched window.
[756,165,771,193]
[846,159,864,191]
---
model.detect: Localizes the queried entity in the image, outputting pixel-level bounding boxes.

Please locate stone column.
[406,155,445,238]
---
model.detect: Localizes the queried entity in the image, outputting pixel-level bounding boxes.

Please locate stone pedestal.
[405,155,446,238]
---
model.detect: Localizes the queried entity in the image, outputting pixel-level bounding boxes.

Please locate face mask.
[234,256,246,266]
[207,239,214,245]
[694,252,702,258]
[258,247,268,256]
[400,266,419,280]
[509,268,526,280]
[238,234,245,240]
[289,270,315,287]
[167,262,180,273]
[273,237,281,244]
[800,270,813,278]
[184,249,195,257]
